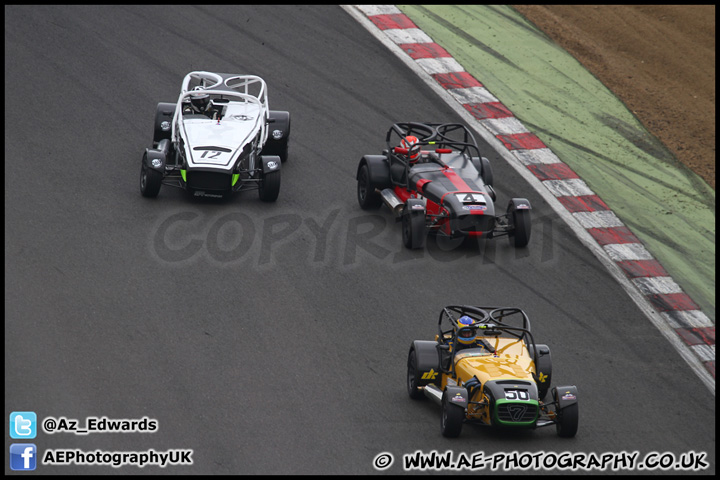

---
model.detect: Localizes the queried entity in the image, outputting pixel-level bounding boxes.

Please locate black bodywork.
[356,122,532,248]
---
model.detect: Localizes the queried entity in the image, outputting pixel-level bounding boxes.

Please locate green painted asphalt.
[400,5,715,322]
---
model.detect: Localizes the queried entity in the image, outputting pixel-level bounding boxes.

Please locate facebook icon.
[10,444,37,471]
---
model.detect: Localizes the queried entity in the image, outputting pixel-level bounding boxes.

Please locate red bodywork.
[394,156,488,237]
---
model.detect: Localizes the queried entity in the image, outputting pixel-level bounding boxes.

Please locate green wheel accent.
[181,169,187,182]
[232,173,240,186]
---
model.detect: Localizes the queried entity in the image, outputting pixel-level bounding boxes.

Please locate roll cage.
[436,305,541,379]
[171,71,270,147]
[385,122,485,188]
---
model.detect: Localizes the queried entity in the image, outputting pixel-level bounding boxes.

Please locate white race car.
[140,71,290,201]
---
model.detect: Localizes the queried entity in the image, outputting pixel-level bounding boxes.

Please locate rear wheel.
[407,349,424,400]
[357,164,382,209]
[481,157,494,186]
[529,344,552,400]
[152,102,175,145]
[441,391,465,438]
[279,139,289,163]
[258,169,280,202]
[140,159,162,198]
[267,112,290,162]
[508,208,531,248]
[402,208,426,249]
[267,136,289,163]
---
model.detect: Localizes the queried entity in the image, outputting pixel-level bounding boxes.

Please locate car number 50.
[504,389,530,400]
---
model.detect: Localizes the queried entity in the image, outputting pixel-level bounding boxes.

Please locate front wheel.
[508,208,531,248]
[258,169,281,202]
[402,209,426,249]
[140,161,162,198]
[555,392,579,438]
[441,390,465,438]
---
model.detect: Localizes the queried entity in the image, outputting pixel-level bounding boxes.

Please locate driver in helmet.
[184,87,213,117]
[452,316,492,352]
[399,134,439,165]
[400,135,422,165]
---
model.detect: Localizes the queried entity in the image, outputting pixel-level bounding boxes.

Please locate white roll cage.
[171,71,270,147]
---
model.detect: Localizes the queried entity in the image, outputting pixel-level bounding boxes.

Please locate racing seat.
[208,100,227,120]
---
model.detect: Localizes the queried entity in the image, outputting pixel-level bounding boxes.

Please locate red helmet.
[401,135,420,162]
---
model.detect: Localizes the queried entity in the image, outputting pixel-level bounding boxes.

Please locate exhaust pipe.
[423,383,443,405]
[380,189,404,217]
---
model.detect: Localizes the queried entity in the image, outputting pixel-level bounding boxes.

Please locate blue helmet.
[457,316,477,345]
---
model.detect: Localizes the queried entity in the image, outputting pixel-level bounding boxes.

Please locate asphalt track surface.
[4,5,715,475]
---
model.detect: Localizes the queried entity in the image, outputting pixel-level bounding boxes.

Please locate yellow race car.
[407,305,578,438]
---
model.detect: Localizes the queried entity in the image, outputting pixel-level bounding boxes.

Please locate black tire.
[266,136,289,163]
[278,139,289,163]
[481,157,494,187]
[279,120,290,163]
[441,390,465,438]
[407,349,424,400]
[357,164,382,209]
[402,209,426,249]
[537,378,551,402]
[153,102,175,145]
[555,392,579,438]
[528,344,552,400]
[486,184,497,202]
[140,160,162,198]
[266,112,290,162]
[258,169,280,202]
[509,208,531,248]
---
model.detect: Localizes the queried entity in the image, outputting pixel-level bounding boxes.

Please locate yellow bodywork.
[439,336,538,421]
[450,338,535,384]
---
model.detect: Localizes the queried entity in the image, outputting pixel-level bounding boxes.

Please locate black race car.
[356,122,531,248]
